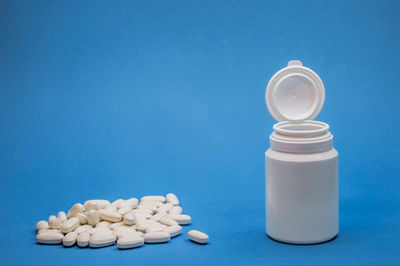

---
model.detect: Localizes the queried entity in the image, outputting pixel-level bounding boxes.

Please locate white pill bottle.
[265,60,338,244]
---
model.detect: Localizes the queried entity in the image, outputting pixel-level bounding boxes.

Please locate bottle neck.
[269,120,333,153]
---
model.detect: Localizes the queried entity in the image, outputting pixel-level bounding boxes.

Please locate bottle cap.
[265,60,325,122]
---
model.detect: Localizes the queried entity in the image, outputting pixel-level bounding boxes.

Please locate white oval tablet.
[57,212,68,223]
[76,213,87,225]
[111,199,124,207]
[38,229,62,234]
[61,217,80,233]
[188,230,209,244]
[63,232,77,247]
[139,200,163,208]
[157,203,173,213]
[74,225,93,234]
[113,228,139,239]
[169,214,191,225]
[87,227,113,235]
[140,196,166,203]
[108,221,124,230]
[118,198,139,209]
[145,224,168,233]
[158,217,178,226]
[86,210,100,226]
[166,193,179,205]
[77,232,90,247]
[118,206,132,216]
[123,212,137,225]
[144,231,170,243]
[36,220,49,231]
[169,206,182,215]
[89,233,116,248]
[163,225,182,238]
[67,203,84,218]
[36,232,64,244]
[84,200,110,210]
[95,221,112,228]
[98,209,122,223]
[85,201,99,211]
[48,215,61,229]
[117,235,144,249]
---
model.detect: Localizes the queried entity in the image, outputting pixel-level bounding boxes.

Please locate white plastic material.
[265,61,338,244]
[270,121,333,153]
[265,148,338,244]
[265,60,325,122]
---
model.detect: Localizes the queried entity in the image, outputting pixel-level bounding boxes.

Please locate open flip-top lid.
[265,60,325,122]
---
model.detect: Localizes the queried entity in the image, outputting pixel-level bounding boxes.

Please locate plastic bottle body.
[265,147,338,244]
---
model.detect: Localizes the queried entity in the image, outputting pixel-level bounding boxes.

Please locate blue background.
[1,0,399,265]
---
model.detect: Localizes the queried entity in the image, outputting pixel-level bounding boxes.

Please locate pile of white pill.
[35,193,209,249]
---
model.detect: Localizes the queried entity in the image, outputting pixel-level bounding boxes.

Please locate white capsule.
[57,212,67,223]
[117,206,132,216]
[140,196,166,203]
[123,212,137,225]
[36,220,49,231]
[144,231,170,243]
[111,199,124,207]
[188,230,209,244]
[84,199,110,210]
[67,203,84,218]
[76,213,87,225]
[86,210,100,226]
[166,193,179,205]
[77,232,90,247]
[163,225,182,238]
[158,217,178,226]
[169,214,191,225]
[37,232,64,244]
[61,217,80,233]
[117,235,144,249]
[98,209,122,223]
[48,215,61,229]
[95,221,112,228]
[89,233,116,248]
[157,203,174,213]
[63,231,77,247]
[169,206,182,215]
[74,224,93,234]
[118,198,139,209]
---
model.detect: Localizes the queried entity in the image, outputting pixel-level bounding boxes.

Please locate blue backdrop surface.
[1,0,399,265]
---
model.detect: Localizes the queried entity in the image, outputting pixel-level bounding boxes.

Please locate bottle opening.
[273,120,329,137]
